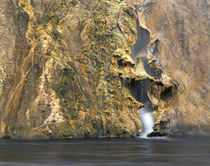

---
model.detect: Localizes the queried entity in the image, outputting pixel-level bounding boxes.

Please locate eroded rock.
[0,0,146,139]
[137,0,210,136]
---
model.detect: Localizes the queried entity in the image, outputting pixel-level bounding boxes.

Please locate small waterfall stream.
[139,102,154,138]
[132,1,157,138]
[115,0,157,138]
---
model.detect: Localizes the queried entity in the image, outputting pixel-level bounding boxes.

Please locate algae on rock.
[0,0,147,139]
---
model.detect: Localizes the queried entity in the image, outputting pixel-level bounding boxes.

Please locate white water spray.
[139,102,155,138]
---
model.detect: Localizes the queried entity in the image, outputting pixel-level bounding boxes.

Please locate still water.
[0,137,210,166]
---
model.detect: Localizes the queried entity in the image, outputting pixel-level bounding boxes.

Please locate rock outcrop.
[0,0,209,139]
[0,0,148,139]
[137,0,210,136]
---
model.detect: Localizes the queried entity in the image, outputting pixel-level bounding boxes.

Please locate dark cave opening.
[129,79,151,104]
[160,87,173,100]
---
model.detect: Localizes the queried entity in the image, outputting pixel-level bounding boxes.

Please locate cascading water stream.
[139,102,154,138]
[115,0,156,138]
[132,1,157,138]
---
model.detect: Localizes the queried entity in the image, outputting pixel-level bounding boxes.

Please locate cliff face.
[0,0,147,139]
[137,0,210,136]
[0,0,209,139]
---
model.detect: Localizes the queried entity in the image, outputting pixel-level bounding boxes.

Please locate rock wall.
[137,0,210,136]
[0,0,152,139]
[0,0,209,139]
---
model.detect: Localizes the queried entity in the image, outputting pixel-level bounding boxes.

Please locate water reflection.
[0,138,210,166]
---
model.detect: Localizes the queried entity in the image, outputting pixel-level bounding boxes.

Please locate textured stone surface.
[137,0,210,136]
[0,0,209,139]
[0,0,147,139]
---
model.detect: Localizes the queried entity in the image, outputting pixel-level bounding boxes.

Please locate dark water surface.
[0,137,210,166]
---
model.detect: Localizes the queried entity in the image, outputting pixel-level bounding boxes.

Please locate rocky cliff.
[137,0,210,136]
[0,0,145,139]
[0,0,209,139]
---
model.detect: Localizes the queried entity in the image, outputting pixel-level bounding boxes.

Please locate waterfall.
[132,3,157,138]
[131,20,155,138]
[139,102,154,138]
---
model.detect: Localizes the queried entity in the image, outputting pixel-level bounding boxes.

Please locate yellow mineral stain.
[2,0,37,133]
